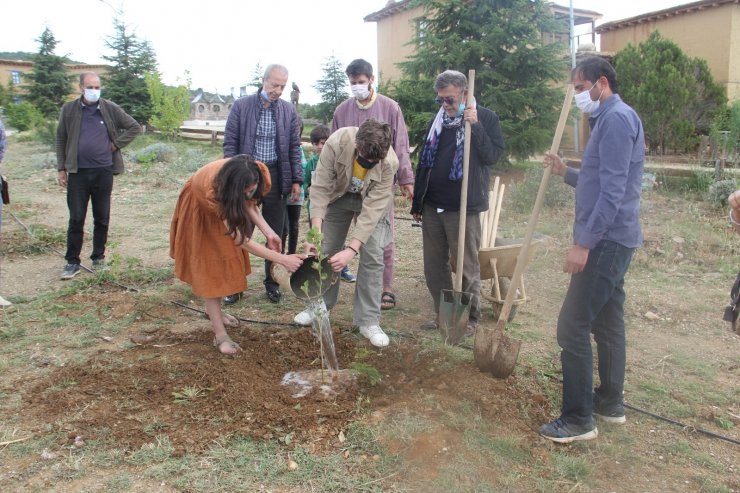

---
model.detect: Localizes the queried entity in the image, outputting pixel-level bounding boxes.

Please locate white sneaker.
[0,295,11,307]
[359,325,389,347]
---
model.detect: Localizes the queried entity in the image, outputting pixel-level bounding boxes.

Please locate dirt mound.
[23,323,552,456]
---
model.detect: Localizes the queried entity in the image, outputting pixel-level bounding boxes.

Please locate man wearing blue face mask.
[411,70,505,337]
[223,64,303,304]
[56,72,141,280]
[540,56,645,443]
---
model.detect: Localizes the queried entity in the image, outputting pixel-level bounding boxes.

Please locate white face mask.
[574,83,602,113]
[350,83,371,100]
[84,89,101,103]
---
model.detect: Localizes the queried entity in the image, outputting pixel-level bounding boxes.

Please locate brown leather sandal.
[213,334,242,354]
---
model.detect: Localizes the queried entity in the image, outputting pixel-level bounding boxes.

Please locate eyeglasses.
[435,96,457,106]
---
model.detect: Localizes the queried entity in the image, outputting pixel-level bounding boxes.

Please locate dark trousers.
[65,167,114,265]
[262,166,287,291]
[282,204,302,255]
[421,203,482,321]
[557,240,634,425]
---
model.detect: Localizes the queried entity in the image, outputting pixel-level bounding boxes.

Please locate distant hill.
[0,51,82,63]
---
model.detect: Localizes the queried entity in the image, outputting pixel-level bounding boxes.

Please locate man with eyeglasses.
[56,71,141,280]
[411,70,505,337]
[223,64,303,305]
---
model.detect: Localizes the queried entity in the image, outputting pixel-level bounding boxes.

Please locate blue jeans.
[557,240,634,425]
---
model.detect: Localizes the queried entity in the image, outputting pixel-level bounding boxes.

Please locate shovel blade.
[490,335,522,378]
[439,289,472,345]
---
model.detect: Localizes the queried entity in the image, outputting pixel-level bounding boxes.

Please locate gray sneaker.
[92,259,108,271]
[593,392,626,424]
[61,263,81,280]
[539,418,598,443]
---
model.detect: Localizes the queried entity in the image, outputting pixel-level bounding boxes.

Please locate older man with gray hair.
[223,64,303,304]
[411,70,505,336]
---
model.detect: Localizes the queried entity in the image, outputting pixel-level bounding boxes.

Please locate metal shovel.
[439,69,476,346]
[474,84,575,377]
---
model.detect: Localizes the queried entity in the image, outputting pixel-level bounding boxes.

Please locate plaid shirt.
[254,104,278,164]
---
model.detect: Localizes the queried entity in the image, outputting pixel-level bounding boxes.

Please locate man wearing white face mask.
[540,57,644,443]
[331,59,414,311]
[56,72,141,279]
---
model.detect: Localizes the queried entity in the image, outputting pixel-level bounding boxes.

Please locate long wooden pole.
[453,69,476,291]
[494,84,575,330]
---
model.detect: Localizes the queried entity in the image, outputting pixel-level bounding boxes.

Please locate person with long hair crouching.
[170,155,306,354]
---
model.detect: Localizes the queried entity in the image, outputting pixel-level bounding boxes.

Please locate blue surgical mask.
[456,102,465,118]
[260,89,270,102]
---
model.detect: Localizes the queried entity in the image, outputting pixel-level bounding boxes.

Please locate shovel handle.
[494,84,575,330]
[453,69,475,292]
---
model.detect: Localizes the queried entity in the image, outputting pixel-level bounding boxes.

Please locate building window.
[198,105,205,113]
[213,105,220,113]
[11,71,21,85]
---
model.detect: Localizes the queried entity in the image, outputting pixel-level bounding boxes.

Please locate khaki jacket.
[309,127,399,245]
[56,97,141,175]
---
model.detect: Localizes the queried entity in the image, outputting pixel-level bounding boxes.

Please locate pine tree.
[313,54,349,123]
[388,0,567,161]
[615,31,726,154]
[26,27,72,118]
[248,62,264,92]
[102,18,158,124]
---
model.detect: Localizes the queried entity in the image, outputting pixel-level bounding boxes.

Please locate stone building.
[190,89,235,121]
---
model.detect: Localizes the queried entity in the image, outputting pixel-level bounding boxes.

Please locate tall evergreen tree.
[248,62,264,92]
[615,31,726,154]
[388,0,567,161]
[313,54,349,123]
[102,18,158,123]
[26,27,72,118]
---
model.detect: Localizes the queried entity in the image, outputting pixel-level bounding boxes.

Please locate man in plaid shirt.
[223,64,303,304]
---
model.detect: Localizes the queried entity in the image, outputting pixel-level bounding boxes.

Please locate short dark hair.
[310,125,331,144]
[346,59,373,79]
[355,119,392,162]
[79,72,99,86]
[573,57,618,94]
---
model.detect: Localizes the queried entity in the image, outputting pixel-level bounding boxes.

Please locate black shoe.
[60,263,81,280]
[593,394,626,424]
[223,292,242,305]
[266,287,281,303]
[539,418,598,443]
[464,320,478,338]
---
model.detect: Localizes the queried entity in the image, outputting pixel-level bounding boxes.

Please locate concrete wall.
[600,3,739,101]
[375,4,424,85]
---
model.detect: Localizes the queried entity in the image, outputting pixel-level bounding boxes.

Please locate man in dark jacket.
[56,72,141,280]
[411,70,505,336]
[223,64,303,304]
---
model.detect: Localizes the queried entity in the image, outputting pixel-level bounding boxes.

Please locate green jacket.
[56,97,141,175]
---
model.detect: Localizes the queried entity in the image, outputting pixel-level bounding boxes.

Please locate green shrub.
[131,143,177,171]
[5,101,44,132]
[32,119,58,148]
[707,178,737,207]
[31,152,56,169]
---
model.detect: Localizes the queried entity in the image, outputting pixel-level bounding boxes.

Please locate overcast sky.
[1,0,686,104]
